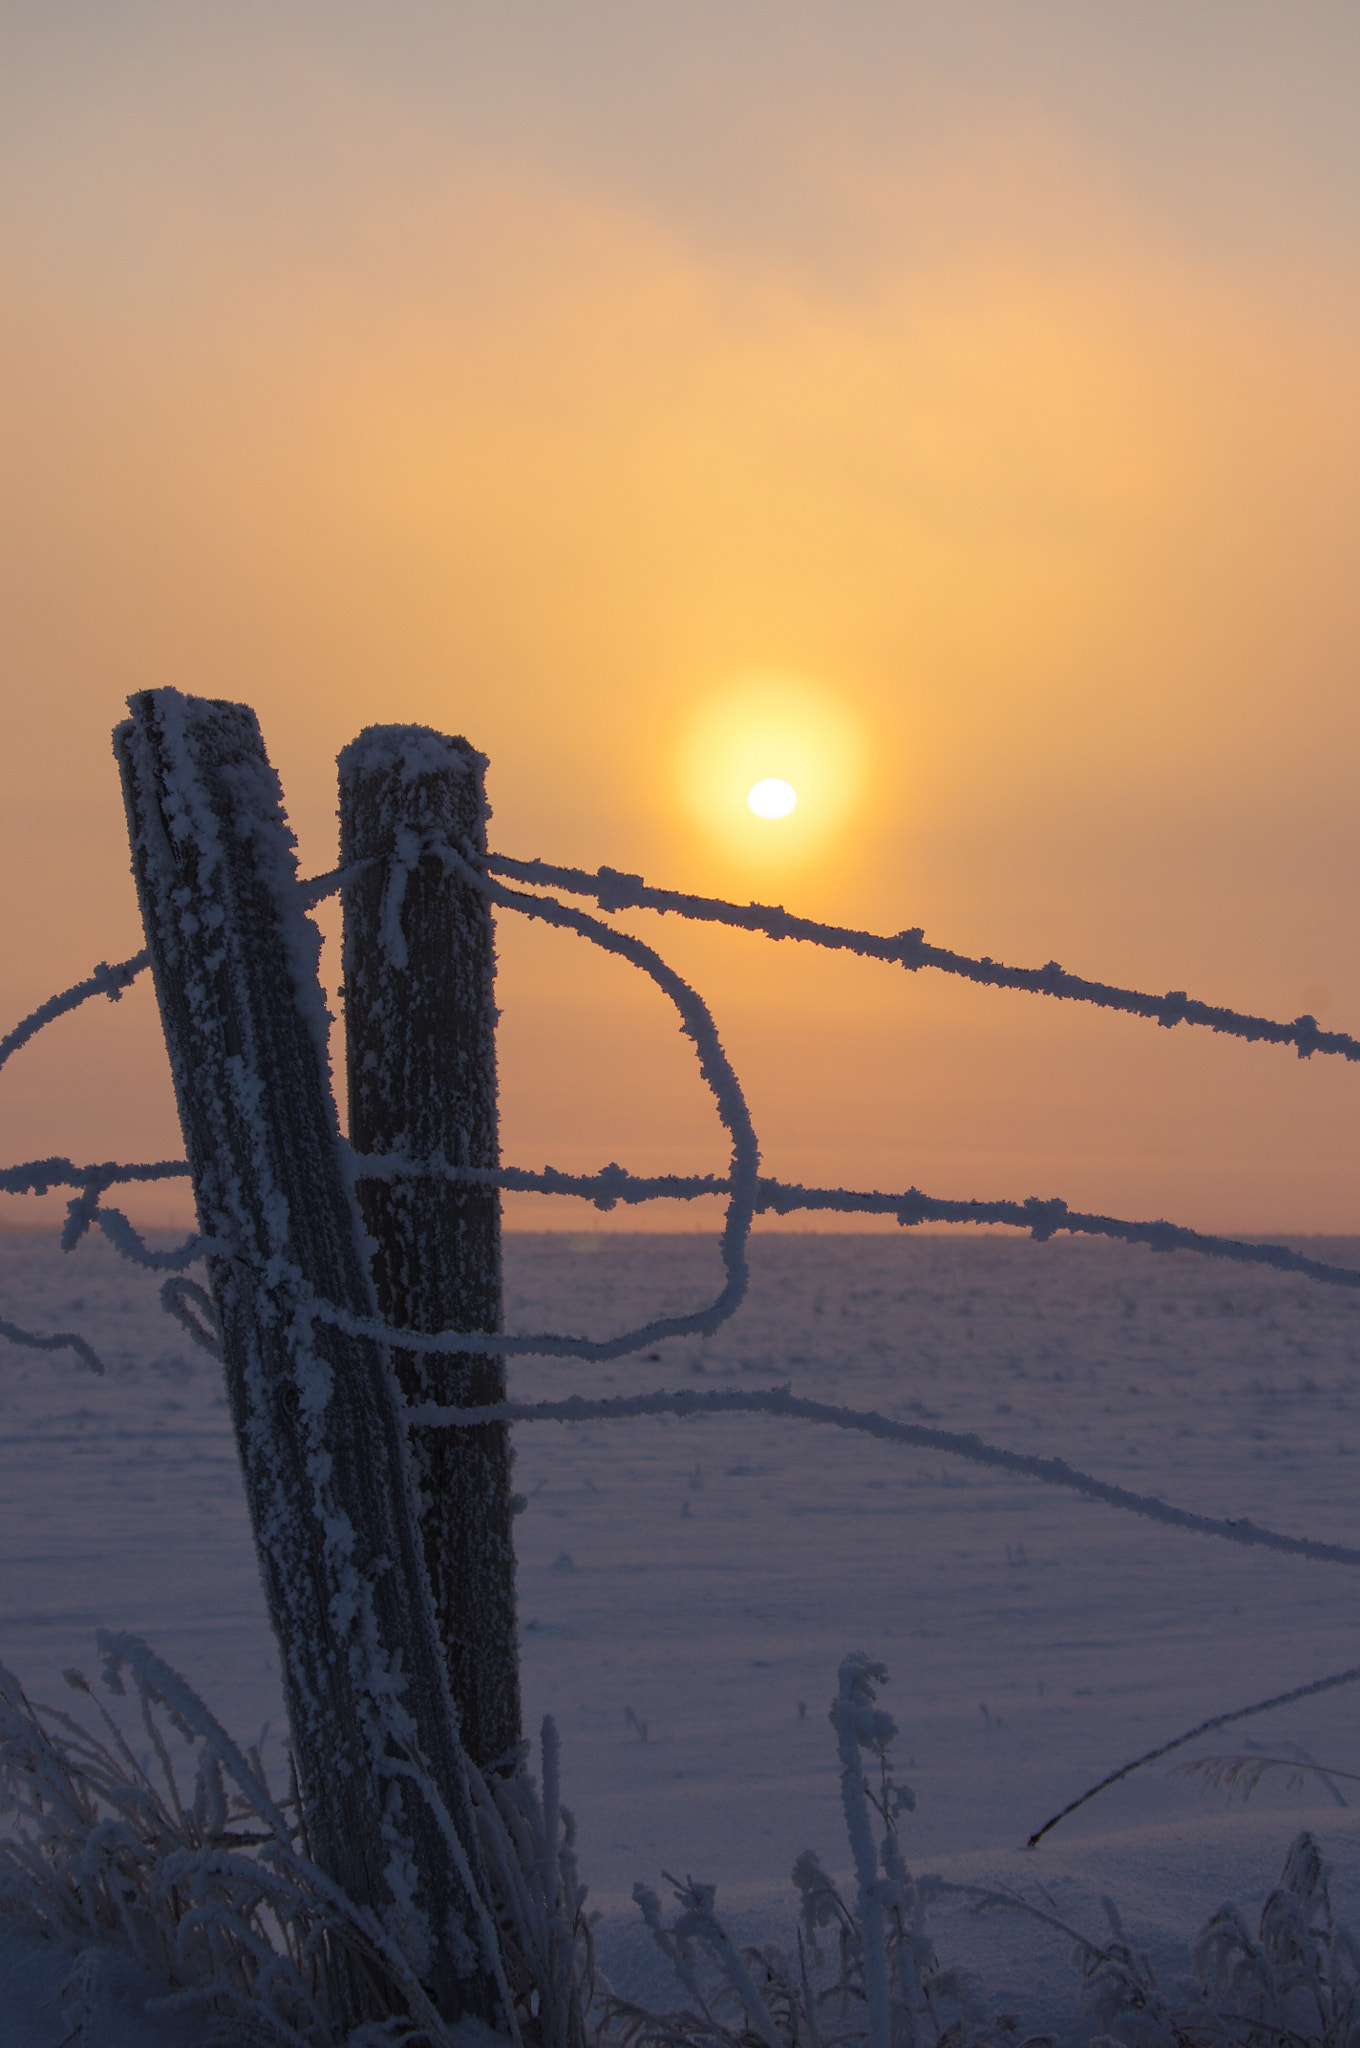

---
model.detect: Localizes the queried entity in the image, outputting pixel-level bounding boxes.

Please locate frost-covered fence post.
[114,690,503,2034]
[339,726,520,1774]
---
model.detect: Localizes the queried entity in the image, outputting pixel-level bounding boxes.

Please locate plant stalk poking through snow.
[611,1658,1042,2048]
[831,1657,897,2048]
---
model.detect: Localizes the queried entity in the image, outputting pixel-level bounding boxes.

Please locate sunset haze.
[3,2,1360,1236]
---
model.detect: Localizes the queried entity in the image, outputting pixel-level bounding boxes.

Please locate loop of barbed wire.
[0,1158,202,1278]
[437,844,759,1347]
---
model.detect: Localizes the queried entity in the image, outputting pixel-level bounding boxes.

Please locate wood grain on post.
[114,690,500,2033]
[339,727,521,1774]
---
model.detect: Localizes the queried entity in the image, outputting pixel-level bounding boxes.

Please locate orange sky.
[3,4,1360,1234]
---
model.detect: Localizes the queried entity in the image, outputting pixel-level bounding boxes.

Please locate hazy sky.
[4,3,1360,1233]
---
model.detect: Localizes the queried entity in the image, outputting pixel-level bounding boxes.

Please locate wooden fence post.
[114,690,502,2033]
[338,727,521,1774]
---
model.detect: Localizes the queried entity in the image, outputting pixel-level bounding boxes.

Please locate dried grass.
[0,1633,590,2047]
[6,1644,1358,2048]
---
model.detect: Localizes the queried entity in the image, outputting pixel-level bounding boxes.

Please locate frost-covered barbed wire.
[14,1146,1360,1304]
[352,1158,1360,1294]
[443,848,760,1350]
[7,849,1360,1573]
[0,1156,189,1199]
[0,1311,104,1375]
[11,839,1360,1313]
[159,1276,224,1360]
[399,1384,1360,1569]
[485,853,1359,1064]
[0,949,149,1076]
[0,1159,199,1267]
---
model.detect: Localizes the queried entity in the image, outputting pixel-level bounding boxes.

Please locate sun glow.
[676,678,868,873]
[747,777,797,819]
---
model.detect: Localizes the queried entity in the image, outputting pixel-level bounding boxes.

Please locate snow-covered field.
[6,1225,1360,2044]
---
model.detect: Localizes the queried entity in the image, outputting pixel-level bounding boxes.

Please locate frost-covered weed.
[1083,1832,1360,2048]
[7,1640,1359,2048]
[1026,1710,1360,2041]
[603,1655,1052,2048]
[0,1634,594,2048]
[472,1716,597,2048]
[605,1661,1360,2048]
[0,1642,345,2044]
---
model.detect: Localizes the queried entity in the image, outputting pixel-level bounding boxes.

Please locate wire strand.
[486,854,1355,1064]
[349,1157,1360,1291]
[401,1383,1360,1567]
[0,951,149,1074]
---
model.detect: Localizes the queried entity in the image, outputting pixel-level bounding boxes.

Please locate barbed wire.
[4,845,1360,1584]
[0,1155,189,1198]
[352,1157,1360,1292]
[12,1149,1360,1306]
[487,853,1355,1062]
[0,950,149,1075]
[446,850,759,1345]
[399,1385,1360,1570]
[0,1310,105,1375]
[0,1158,202,1277]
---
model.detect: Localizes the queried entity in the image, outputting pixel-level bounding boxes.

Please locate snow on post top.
[337,725,487,787]
[116,684,337,1113]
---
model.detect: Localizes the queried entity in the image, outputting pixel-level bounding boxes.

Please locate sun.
[675,676,866,871]
[747,777,797,819]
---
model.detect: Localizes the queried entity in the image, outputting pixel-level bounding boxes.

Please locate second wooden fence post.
[339,726,521,1774]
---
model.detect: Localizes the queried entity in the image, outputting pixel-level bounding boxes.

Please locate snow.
[5,1224,1360,2043]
